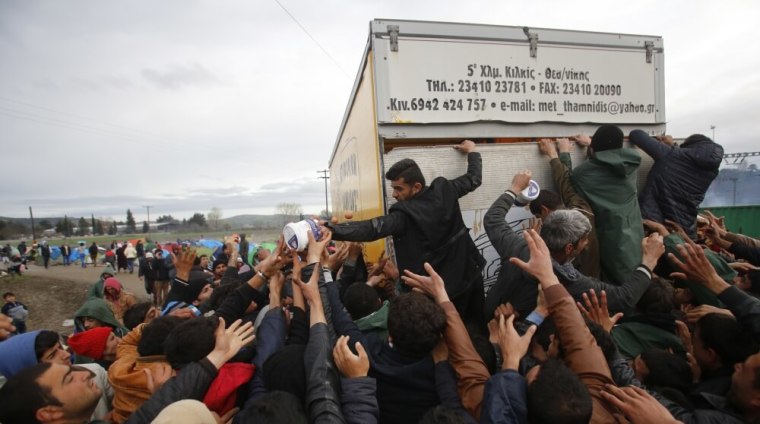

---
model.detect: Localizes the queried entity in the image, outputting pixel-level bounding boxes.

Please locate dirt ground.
[1,262,152,336]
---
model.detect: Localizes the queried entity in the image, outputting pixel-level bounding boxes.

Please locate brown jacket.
[545,284,627,423]
[553,155,601,279]
[441,301,490,420]
[107,323,172,423]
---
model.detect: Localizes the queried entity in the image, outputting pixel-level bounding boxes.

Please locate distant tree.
[39,219,53,230]
[77,217,90,236]
[56,217,72,236]
[91,215,97,235]
[188,213,207,227]
[108,221,118,235]
[156,215,175,223]
[142,221,149,233]
[276,203,303,216]
[207,207,223,231]
[223,223,231,231]
[126,209,137,233]
[182,218,187,225]
[96,220,105,235]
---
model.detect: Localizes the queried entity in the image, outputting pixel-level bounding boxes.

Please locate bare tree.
[207,207,223,231]
[276,202,303,216]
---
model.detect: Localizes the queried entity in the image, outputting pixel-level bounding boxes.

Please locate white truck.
[328,19,665,289]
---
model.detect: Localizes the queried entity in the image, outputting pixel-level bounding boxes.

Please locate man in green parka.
[567,125,644,284]
[87,263,117,299]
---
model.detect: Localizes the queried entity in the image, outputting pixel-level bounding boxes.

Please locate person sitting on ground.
[484,169,664,318]
[2,292,28,334]
[87,264,117,299]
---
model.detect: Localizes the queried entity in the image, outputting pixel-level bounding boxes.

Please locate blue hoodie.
[0,330,41,378]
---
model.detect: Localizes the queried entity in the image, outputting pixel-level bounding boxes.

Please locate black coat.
[329,152,484,298]
[630,130,723,238]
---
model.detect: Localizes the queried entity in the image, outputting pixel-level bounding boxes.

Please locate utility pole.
[710,125,716,141]
[143,205,154,235]
[317,170,330,217]
[29,206,36,241]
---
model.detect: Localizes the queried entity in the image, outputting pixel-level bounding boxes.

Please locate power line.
[271,0,351,79]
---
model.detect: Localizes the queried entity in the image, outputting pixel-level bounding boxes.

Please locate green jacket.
[611,321,685,359]
[354,300,389,341]
[569,148,644,284]
[87,264,117,299]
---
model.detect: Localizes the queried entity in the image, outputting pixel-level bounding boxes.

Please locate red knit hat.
[68,327,112,359]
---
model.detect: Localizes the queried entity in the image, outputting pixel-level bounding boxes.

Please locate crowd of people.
[0,126,758,424]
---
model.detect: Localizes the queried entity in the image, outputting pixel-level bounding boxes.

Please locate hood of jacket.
[0,330,41,377]
[355,300,390,333]
[74,298,124,331]
[680,136,724,171]
[591,148,642,178]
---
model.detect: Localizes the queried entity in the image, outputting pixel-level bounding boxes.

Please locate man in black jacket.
[324,140,485,329]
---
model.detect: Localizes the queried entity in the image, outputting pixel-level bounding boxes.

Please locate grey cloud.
[141,63,222,90]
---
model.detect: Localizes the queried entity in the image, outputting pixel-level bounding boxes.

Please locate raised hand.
[577,289,623,333]
[508,229,560,288]
[0,313,15,340]
[669,240,729,294]
[537,139,559,159]
[600,385,680,424]
[570,134,592,147]
[207,318,255,369]
[173,247,197,281]
[333,335,370,378]
[510,170,532,193]
[497,314,536,371]
[400,262,449,304]
[453,139,476,154]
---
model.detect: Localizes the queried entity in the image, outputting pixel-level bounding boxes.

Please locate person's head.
[237,390,307,424]
[694,313,757,372]
[540,209,591,264]
[263,344,307,400]
[682,133,712,148]
[34,331,71,365]
[154,249,163,259]
[144,251,154,261]
[385,158,425,201]
[256,248,270,262]
[199,254,209,269]
[343,283,382,320]
[138,316,183,357]
[736,270,760,296]
[636,276,675,314]
[67,327,120,361]
[633,349,693,392]
[103,277,122,299]
[728,352,760,415]
[81,316,106,331]
[529,190,564,220]
[213,260,227,277]
[236,257,244,269]
[590,124,624,153]
[3,292,15,303]
[526,358,592,424]
[0,363,103,423]
[164,317,217,369]
[419,405,468,424]
[387,292,445,357]
[123,302,160,331]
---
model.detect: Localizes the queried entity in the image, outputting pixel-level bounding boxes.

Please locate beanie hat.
[212,260,226,272]
[152,399,217,424]
[100,263,116,279]
[68,327,112,360]
[591,125,624,152]
[145,252,154,259]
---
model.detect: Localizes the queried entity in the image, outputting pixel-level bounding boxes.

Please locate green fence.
[699,205,760,238]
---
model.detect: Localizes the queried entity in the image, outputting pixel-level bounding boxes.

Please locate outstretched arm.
[450,140,483,197]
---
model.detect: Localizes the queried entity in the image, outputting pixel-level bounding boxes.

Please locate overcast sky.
[1,0,758,222]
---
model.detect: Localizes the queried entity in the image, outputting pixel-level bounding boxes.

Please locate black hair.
[387,292,445,357]
[343,283,381,320]
[237,391,307,424]
[385,158,426,187]
[164,316,217,369]
[0,362,59,424]
[636,276,675,314]
[34,331,61,362]
[2,292,14,299]
[138,316,184,357]
[639,349,693,392]
[696,313,758,366]
[263,344,307,401]
[123,302,155,331]
[419,405,468,424]
[529,190,564,216]
[527,358,592,424]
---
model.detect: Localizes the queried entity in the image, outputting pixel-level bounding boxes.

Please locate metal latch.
[523,27,538,58]
[388,25,399,52]
[645,41,654,63]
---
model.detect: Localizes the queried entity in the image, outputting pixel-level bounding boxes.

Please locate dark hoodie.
[630,129,723,239]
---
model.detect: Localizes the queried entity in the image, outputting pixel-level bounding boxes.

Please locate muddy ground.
[1,262,152,336]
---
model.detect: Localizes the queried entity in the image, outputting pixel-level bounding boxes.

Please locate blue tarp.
[198,239,223,249]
